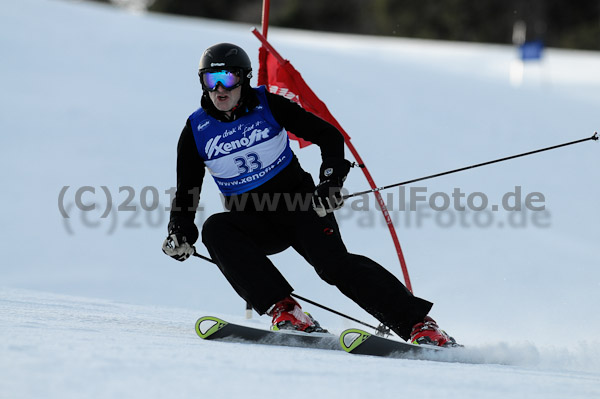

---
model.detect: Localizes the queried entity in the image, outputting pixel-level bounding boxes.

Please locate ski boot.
[410,316,461,347]
[268,296,327,333]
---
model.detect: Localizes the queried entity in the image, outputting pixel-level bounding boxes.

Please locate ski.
[196,317,465,362]
[195,316,342,351]
[340,328,447,360]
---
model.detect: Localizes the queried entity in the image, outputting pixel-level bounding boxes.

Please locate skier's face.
[208,84,242,114]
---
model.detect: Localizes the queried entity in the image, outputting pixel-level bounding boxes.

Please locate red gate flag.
[252,28,413,293]
[263,51,344,148]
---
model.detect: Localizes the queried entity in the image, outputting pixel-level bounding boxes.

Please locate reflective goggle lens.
[202,70,241,91]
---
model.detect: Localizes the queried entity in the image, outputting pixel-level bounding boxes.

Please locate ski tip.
[195,316,228,339]
[339,328,371,353]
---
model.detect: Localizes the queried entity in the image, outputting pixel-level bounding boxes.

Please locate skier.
[162,43,458,347]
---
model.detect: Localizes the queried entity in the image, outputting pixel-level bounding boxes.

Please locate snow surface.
[1,0,599,398]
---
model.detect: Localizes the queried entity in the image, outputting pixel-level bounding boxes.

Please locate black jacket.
[169,87,346,241]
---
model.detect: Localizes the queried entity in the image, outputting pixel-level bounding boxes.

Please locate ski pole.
[192,251,383,333]
[344,132,598,199]
[192,252,254,318]
[289,293,381,332]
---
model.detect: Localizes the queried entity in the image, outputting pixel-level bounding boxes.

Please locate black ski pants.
[201,192,433,341]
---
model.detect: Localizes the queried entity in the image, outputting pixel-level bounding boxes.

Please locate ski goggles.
[200,70,242,92]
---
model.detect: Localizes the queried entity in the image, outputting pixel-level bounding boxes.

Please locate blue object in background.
[519,40,544,61]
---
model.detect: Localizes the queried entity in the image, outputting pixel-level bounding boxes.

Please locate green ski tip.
[195,316,228,339]
[339,328,371,353]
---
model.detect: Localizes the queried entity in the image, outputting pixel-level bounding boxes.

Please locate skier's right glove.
[312,158,352,217]
[162,220,198,262]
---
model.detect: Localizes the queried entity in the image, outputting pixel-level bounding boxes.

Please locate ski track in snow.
[1,288,599,399]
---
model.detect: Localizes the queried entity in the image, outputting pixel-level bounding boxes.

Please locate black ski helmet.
[198,43,252,87]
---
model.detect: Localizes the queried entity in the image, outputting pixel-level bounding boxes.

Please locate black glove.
[162,220,198,262]
[312,158,352,217]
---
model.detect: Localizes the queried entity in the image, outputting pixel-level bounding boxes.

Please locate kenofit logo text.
[205,126,271,158]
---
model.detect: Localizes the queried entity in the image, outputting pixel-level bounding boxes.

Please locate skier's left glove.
[312,158,352,217]
[162,220,198,262]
